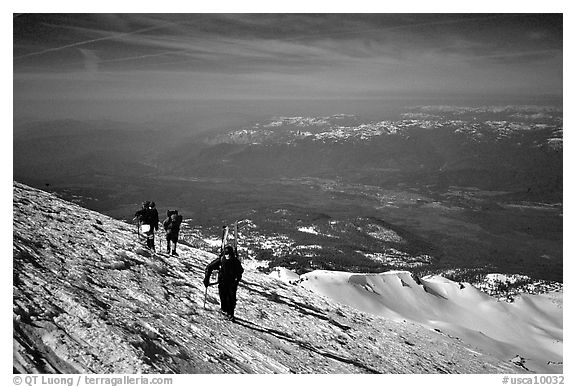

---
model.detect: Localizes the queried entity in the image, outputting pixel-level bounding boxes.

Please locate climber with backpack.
[163,210,183,256]
[133,201,159,251]
[148,202,159,251]
[204,244,244,321]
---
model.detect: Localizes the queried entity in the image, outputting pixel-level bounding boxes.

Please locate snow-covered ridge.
[417,105,562,115]
[210,106,562,147]
[270,268,562,374]
[263,116,333,128]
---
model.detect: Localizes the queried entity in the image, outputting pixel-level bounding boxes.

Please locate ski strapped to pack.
[234,221,239,258]
[221,225,229,254]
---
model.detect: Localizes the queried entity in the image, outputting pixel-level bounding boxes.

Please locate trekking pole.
[234,221,238,256]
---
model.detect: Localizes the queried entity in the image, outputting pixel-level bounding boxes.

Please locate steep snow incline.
[13,182,522,374]
[297,270,562,374]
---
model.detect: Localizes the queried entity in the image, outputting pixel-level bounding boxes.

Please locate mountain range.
[14,105,562,201]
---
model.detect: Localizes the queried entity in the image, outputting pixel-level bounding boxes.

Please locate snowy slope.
[13,182,525,374]
[268,267,301,284]
[296,270,562,374]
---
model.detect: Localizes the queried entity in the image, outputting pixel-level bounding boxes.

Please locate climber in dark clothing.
[204,245,244,321]
[133,201,159,251]
[150,202,159,231]
[133,201,150,224]
[163,210,183,256]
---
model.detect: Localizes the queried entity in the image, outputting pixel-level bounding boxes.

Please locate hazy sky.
[13,13,562,122]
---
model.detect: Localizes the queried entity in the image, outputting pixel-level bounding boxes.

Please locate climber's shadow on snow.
[239,280,351,331]
[232,317,303,347]
[233,316,378,373]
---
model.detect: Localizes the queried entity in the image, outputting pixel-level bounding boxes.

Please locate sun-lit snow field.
[281,269,562,374]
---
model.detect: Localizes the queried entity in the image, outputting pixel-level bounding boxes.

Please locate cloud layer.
[13,14,562,120]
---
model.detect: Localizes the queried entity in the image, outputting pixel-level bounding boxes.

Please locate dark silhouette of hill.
[13,120,179,183]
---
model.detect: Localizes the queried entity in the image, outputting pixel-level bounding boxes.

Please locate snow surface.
[241,258,270,272]
[12,182,551,374]
[296,270,562,374]
[298,226,320,235]
[202,237,223,248]
[268,267,301,284]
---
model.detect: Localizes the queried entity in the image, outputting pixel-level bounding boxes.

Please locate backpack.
[219,248,243,284]
[164,210,182,232]
[136,207,153,224]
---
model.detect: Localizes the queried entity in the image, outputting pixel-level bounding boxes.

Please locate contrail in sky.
[283,14,518,42]
[476,48,561,59]
[97,50,186,64]
[14,22,174,60]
